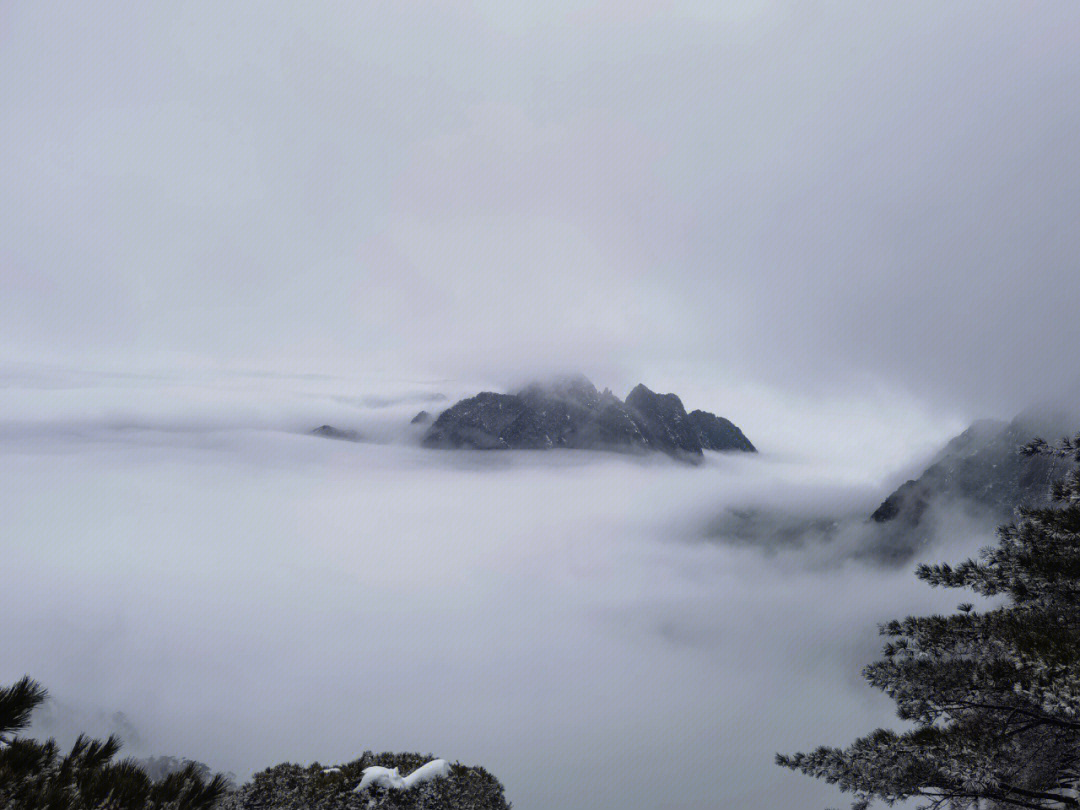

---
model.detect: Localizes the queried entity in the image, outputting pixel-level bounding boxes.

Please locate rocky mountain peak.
[871,411,1077,526]
[422,376,755,460]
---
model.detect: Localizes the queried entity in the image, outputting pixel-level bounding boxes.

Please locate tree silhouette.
[0,677,228,809]
[779,435,1080,810]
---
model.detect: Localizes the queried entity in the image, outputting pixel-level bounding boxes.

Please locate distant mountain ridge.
[871,410,1078,527]
[310,425,362,442]
[421,375,755,459]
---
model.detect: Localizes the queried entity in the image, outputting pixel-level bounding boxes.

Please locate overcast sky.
[2,1,1078,416]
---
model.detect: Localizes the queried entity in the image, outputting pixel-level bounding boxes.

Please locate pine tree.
[778,435,1080,810]
[0,676,229,809]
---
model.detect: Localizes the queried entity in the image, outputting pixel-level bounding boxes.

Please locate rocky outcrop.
[688,410,757,452]
[221,752,509,810]
[871,411,1077,527]
[310,425,362,442]
[422,376,755,459]
[421,392,550,450]
[701,408,1076,568]
[515,377,648,451]
[410,410,432,425]
[623,384,702,457]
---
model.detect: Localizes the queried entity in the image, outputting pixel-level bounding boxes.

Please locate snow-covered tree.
[0,676,229,809]
[778,435,1080,810]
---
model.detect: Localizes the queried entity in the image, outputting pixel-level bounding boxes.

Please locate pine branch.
[0,676,48,738]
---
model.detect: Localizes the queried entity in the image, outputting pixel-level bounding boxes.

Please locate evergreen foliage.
[133,757,218,785]
[219,752,511,810]
[1,677,508,809]
[0,677,229,810]
[778,435,1080,810]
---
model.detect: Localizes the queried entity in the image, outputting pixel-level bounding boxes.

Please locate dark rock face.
[871,412,1077,527]
[623,384,702,457]
[310,425,362,442]
[869,480,918,523]
[515,376,648,451]
[591,389,650,449]
[516,376,602,448]
[410,410,432,425]
[221,752,509,810]
[422,393,550,450]
[688,409,757,452]
[422,376,754,460]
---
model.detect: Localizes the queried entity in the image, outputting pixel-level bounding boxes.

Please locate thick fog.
[3,370,991,809]
[3,3,1079,809]
[2,2,1079,415]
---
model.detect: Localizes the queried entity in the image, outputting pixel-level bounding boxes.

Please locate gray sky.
[2,1,1078,415]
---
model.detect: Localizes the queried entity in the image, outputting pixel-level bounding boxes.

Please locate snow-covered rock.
[221,752,509,810]
[355,765,404,792]
[400,758,450,788]
[354,759,450,793]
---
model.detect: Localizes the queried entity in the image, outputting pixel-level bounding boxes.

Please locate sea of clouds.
[1,366,993,810]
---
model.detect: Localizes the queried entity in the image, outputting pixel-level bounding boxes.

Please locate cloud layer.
[2,2,1078,414]
[0,373,993,809]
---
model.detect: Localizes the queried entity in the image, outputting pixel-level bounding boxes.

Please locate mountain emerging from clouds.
[420,375,755,459]
[702,406,1080,568]
[871,409,1079,528]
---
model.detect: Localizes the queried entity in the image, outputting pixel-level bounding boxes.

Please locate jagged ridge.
[422,375,756,459]
[871,411,1077,526]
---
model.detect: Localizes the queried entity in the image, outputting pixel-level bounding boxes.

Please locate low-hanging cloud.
[1,371,1002,810]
